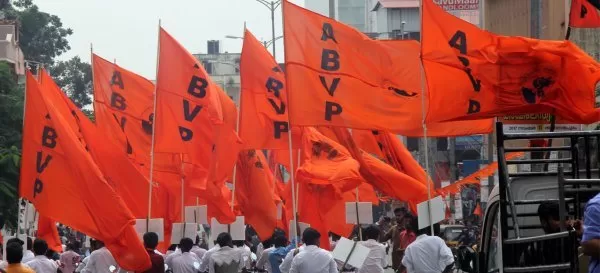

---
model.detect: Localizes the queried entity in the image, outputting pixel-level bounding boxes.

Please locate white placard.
[454,198,463,220]
[276,203,283,220]
[135,218,165,242]
[171,223,198,244]
[345,202,373,225]
[417,196,445,229]
[288,221,310,238]
[331,237,370,269]
[185,206,208,224]
[210,216,246,241]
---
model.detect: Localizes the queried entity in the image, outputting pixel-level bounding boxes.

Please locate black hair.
[394,207,408,215]
[167,244,178,251]
[6,242,23,264]
[33,238,49,256]
[26,237,33,251]
[179,237,194,252]
[273,235,287,248]
[195,235,201,245]
[363,225,381,241]
[6,237,23,246]
[538,201,560,221]
[233,240,245,247]
[407,215,419,233]
[143,232,159,249]
[216,233,233,248]
[382,216,391,222]
[302,228,321,246]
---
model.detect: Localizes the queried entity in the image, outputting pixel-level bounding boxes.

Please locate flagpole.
[147,19,162,232]
[230,24,245,213]
[420,0,435,235]
[180,155,185,222]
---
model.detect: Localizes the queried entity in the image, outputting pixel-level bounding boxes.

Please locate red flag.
[570,0,600,28]
[37,215,62,253]
[20,72,150,270]
[473,203,482,216]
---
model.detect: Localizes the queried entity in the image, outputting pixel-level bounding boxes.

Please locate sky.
[35,0,304,79]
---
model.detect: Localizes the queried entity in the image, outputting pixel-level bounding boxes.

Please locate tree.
[50,56,92,108]
[3,0,72,65]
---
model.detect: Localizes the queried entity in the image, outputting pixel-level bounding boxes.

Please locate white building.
[0,20,25,76]
[370,0,420,40]
[194,40,241,106]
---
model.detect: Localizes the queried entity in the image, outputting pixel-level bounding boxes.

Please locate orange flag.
[20,72,150,270]
[239,29,300,149]
[570,0,600,28]
[37,215,62,253]
[235,150,278,240]
[296,127,363,194]
[92,54,155,166]
[39,69,152,219]
[155,27,223,167]
[282,1,492,136]
[422,0,600,124]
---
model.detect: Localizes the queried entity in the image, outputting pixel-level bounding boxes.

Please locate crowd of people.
[0,206,459,273]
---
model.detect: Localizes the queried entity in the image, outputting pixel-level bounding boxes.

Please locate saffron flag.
[92,54,155,166]
[570,0,600,28]
[36,215,62,253]
[422,0,600,124]
[282,1,492,136]
[235,150,278,240]
[239,29,300,149]
[296,127,363,193]
[20,72,150,270]
[39,70,152,219]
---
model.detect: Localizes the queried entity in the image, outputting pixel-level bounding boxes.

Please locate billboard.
[434,0,480,26]
[500,114,582,133]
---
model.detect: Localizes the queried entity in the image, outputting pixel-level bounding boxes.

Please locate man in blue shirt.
[583,193,600,273]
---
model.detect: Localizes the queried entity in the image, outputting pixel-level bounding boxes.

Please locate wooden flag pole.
[147,19,162,232]
[355,187,362,241]
[419,0,435,235]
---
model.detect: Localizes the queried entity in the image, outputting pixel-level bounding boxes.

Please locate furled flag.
[235,150,278,241]
[422,0,600,124]
[36,215,62,253]
[570,0,600,28]
[239,29,301,149]
[282,0,492,136]
[20,72,150,270]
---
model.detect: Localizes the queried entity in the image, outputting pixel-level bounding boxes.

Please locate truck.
[470,122,599,273]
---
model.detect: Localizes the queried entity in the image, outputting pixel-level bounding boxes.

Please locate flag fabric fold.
[36,215,62,253]
[570,0,600,28]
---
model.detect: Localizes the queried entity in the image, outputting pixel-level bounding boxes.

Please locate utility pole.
[270,1,277,57]
[329,0,335,19]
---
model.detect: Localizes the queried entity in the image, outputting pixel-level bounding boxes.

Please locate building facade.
[305,0,368,31]
[194,40,241,105]
[0,20,24,77]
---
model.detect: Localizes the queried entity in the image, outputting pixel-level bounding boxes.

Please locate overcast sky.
[35,0,304,79]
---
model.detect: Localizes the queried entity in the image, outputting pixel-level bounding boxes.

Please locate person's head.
[6,237,24,246]
[32,239,48,256]
[26,237,33,251]
[143,232,159,250]
[216,232,233,248]
[405,215,418,233]
[363,225,381,241]
[394,207,408,225]
[195,235,201,245]
[330,232,341,242]
[273,235,287,248]
[302,228,321,246]
[95,240,105,249]
[179,237,194,253]
[233,240,245,247]
[167,244,178,252]
[538,201,561,234]
[6,242,23,264]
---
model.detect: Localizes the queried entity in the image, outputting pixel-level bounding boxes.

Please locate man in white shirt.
[279,244,304,273]
[191,237,208,261]
[22,237,35,264]
[25,239,59,273]
[233,241,251,272]
[358,225,387,273]
[208,233,242,273]
[61,242,82,273]
[402,225,454,273]
[289,228,337,273]
[199,243,220,273]
[81,240,120,273]
[168,238,201,273]
[257,235,286,273]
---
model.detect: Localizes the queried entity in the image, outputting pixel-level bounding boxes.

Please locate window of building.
[437,137,448,151]
[407,137,419,152]
[234,58,240,73]
[203,61,213,74]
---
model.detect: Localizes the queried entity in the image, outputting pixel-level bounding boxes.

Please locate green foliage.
[3,0,72,65]
[0,146,20,230]
[50,56,92,108]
